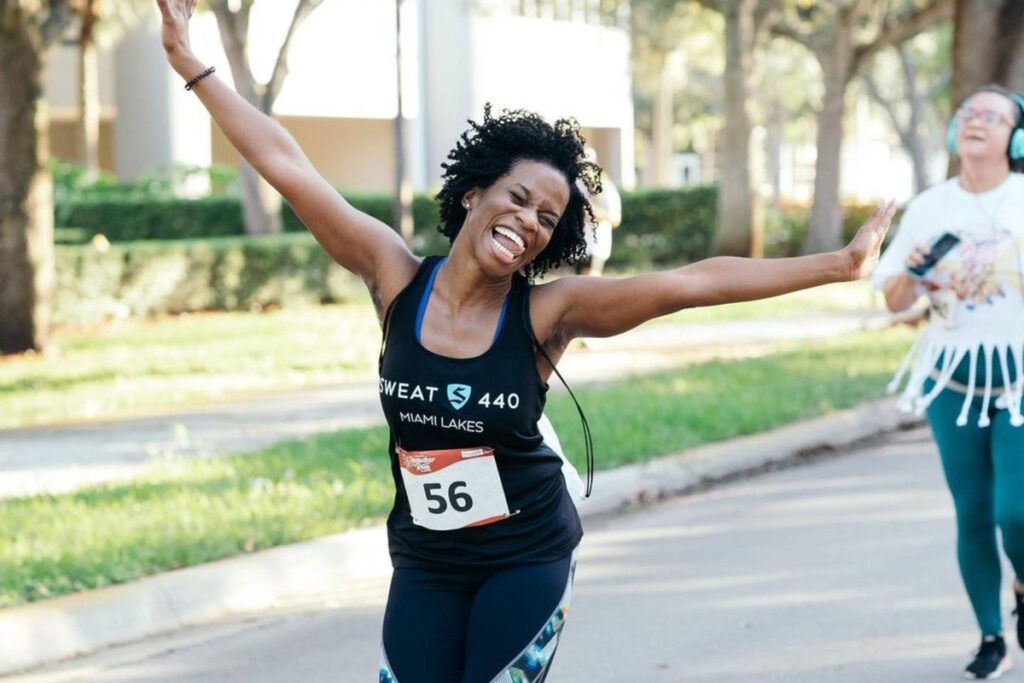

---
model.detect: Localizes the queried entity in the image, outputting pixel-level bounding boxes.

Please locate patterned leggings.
[379,552,576,683]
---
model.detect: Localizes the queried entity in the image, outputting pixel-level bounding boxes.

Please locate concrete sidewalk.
[0,396,921,677]
[0,313,890,499]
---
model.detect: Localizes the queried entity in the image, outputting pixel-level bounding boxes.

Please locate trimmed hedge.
[53,188,717,264]
[56,197,247,241]
[54,186,885,262]
[52,187,891,325]
[610,186,718,268]
[56,192,449,248]
[55,234,364,326]
[52,188,719,325]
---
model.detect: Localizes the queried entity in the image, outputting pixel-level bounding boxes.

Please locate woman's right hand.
[155,0,198,69]
[904,243,930,272]
[883,242,930,312]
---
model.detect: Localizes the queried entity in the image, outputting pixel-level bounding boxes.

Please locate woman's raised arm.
[533,200,898,341]
[155,0,418,311]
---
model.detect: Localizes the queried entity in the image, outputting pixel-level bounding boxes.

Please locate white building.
[44,0,636,192]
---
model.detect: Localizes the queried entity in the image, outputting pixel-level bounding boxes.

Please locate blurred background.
[1,0,1022,644]
[6,0,1023,349]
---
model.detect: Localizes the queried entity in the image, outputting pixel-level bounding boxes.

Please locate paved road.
[15,425,1008,683]
[0,315,887,498]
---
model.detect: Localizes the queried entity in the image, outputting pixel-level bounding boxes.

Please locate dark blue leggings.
[379,553,575,683]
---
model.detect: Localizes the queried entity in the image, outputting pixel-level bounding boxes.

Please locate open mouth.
[491,225,526,262]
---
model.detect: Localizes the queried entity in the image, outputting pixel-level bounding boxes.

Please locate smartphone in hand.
[907,232,961,278]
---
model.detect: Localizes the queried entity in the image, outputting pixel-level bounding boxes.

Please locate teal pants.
[926,358,1024,636]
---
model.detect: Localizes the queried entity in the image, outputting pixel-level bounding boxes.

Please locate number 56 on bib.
[397,446,510,531]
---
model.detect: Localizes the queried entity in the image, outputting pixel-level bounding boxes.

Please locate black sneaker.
[1014,589,1024,650]
[965,635,1011,679]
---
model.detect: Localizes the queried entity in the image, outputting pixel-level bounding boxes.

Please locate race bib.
[397,446,510,531]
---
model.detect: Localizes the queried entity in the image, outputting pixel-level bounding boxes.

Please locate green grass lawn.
[0,302,383,429]
[0,327,914,608]
[0,281,882,430]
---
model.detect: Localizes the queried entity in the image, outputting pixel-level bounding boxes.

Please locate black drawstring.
[522,283,594,498]
[536,343,594,498]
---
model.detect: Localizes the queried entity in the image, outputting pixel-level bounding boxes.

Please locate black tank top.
[379,256,583,569]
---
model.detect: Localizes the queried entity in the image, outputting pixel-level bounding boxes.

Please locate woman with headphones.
[874,84,1024,680]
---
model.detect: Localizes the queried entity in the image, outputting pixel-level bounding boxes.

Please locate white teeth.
[493,226,524,250]
[492,235,515,260]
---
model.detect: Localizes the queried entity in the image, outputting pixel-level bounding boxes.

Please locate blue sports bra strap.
[415,257,446,344]
[521,284,594,498]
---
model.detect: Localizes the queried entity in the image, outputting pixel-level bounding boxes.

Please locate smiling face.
[457,159,571,276]
[956,91,1019,165]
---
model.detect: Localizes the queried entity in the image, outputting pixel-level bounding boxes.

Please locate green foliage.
[0,302,382,430]
[0,426,395,606]
[764,201,902,258]
[53,172,448,249]
[610,185,719,267]
[631,1,724,154]
[53,180,721,265]
[52,161,241,203]
[56,197,248,241]
[54,234,364,325]
[52,185,889,324]
[545,328,914,468]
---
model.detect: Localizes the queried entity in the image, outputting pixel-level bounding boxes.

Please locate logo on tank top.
[447,384,472,410]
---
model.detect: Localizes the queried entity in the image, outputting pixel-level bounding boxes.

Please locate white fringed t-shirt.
[873,174,1024,427]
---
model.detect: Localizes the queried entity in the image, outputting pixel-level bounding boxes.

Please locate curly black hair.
[435,104,603,279]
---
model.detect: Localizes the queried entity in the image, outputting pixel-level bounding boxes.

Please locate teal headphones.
[946,85,1024,161]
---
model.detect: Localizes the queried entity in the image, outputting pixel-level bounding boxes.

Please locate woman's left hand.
[841,199,898,280]
[155,0,198,71]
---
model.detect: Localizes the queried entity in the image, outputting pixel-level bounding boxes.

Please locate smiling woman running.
[155,1,896,680]
[874,84,1024,680]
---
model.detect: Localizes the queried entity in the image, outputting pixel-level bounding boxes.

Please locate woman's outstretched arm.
[533,200,898,341]
[154,0,418,312]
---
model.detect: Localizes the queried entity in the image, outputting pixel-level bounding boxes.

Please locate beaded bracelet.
[184,65,216,91]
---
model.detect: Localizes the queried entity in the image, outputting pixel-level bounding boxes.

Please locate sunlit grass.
[0,302,382,429]
[0,282,885,429]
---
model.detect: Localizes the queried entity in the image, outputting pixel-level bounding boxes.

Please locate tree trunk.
[713,0,755,257]
[861,54,931,195]
[78,1,101,174]
[949,0,1024,176]
[1004,0,1024,91]
[904,130,930,195]
[765,102,784,209]
[950,0,1024,105]
[650,55,674,186]
[393,0,413,245]
[992,0,1024,90]
[212,3,281,235]
[0,26,54,354]
[804,29,853,254]
[901,53,932,194]
[950,0,1001,106]
[239,162,282,236]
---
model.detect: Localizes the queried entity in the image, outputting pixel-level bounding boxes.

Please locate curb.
[0,397,922,676]
[576,397,921,518]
